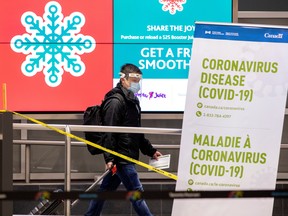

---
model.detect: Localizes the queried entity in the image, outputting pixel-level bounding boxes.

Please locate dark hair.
[120,63,142,79]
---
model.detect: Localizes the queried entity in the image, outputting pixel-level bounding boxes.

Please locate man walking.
[84,63,161,216]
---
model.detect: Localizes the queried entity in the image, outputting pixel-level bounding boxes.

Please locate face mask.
[128,82,140,93]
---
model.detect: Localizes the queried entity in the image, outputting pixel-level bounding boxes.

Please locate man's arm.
[140,136,162,159]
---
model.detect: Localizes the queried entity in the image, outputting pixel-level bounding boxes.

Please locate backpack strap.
[101,93,126,122]
[101,93,126,125]
[102,93,125,108]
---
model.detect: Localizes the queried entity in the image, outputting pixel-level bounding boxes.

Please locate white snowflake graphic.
[159,0,186,15]
[10,1,96,87]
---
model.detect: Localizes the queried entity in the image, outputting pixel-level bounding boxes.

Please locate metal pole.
[64,125,71,216]
[25,145,30,183]
[0,112,13,216]
[71,169,110,207]
[21,119,30,183]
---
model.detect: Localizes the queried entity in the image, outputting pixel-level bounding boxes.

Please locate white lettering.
[264,33,283,39]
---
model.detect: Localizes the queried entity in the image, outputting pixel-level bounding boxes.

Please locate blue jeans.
[84,164,153,216]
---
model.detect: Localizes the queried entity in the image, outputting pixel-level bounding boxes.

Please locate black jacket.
[102,82,157,164]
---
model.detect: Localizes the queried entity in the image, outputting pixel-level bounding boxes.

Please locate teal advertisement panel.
[113,0,233,111]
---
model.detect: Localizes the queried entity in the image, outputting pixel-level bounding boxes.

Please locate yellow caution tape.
[2,110,178,180]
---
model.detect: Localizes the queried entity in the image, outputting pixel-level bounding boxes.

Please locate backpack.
[83,93,124,155]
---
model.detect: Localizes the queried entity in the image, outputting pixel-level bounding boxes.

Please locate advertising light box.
[0,0,233,112]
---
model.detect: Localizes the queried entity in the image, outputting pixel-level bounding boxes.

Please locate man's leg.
[84,171,121,216]
[116,164,153,216]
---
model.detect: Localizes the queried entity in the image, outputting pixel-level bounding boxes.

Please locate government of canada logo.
[10,1,96,87]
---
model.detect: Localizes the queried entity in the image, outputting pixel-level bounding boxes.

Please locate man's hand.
[152,151,162,160]
[106,161,114,170]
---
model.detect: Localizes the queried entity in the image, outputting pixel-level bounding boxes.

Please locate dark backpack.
[83,93,124,155]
